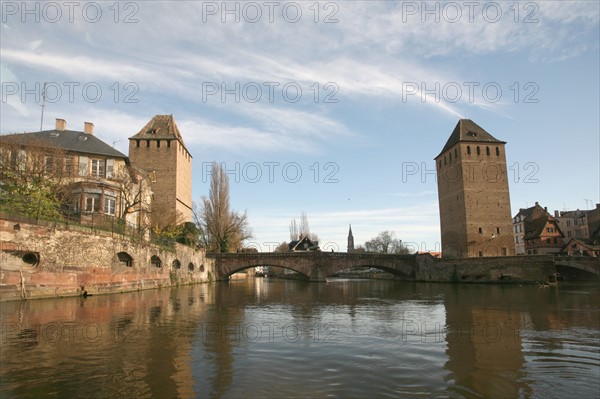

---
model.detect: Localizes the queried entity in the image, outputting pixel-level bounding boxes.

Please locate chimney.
[55,118,67,131]
[554,210,559,217]
[535,202,539,206]
[544,207,547,212]
[596,204,600,209]
[84,122,94,135]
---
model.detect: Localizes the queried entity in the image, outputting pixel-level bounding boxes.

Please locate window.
[478,227,483,234]
[496,227,500,234]
[478,251,483,257]
[467,146,471,155]
[64,156,74,176]
[486,147,490,156]
[444,156,447,165]
[546,238,550,244]
[454,148,457,158]
[449,153,452,162]
[90,159,105,178]
[136,140,140,148]
[157,140,161,148]
[477,146,481,155]
[167,140,171,148]
[496,147,500,156]
[567,220,571,227]
[85,194,101,213]
[104,197,116,215]
[568,231,572,237]
[151,255,162,268]
[501,248,507,256]
[106,159,114,179]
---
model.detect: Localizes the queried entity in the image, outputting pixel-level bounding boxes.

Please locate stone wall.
[415,255,556,283]
[0,219,215,301]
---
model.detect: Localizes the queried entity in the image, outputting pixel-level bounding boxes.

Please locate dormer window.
[147,128,157,134]
[467,131,477,137]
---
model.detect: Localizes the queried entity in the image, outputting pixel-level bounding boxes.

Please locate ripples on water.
[1,279,598,398]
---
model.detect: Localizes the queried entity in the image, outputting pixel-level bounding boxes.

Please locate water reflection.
[1,280,598,398]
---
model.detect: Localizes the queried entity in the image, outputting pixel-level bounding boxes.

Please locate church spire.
[347,224,354,253]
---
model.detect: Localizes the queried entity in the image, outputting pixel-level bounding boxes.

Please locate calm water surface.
[1,279,599,398]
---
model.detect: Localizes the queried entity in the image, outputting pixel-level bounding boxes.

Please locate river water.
[1,278,599,398]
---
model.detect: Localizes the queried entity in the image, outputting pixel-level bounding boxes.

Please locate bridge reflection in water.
[1,279,599,398]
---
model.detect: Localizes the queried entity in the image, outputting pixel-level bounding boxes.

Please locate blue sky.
[1,1,599,252]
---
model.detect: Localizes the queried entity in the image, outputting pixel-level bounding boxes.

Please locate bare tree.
[364,231,410,254]
[274,242,289,252]
[196,162,252,253]
[300,211,310,237]
[112,165,151,221]
[289,219,299,241]
[289,211,319,242]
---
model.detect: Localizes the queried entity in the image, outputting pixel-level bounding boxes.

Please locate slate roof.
[436,119,505,159]
[129,115,190,153]
[288,235,319,251]
[514,203,548,221]
[2,130,127,158]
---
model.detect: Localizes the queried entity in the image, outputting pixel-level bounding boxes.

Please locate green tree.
[0,135,69,220]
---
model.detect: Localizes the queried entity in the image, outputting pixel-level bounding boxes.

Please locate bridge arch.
[222,262,311,280]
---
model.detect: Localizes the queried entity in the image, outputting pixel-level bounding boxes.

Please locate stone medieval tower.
[128,115,193,225]
[435,119,514,258]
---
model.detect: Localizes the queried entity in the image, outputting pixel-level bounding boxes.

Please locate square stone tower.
[128,115,192,225]
[435,119,514,258]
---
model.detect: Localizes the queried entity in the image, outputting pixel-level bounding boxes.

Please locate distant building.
[513,202,550,255]
[560,238,600,257]
[128,115,193,226]
[288,235,319,252]
[435,119,514,258]
[523,212,564,255]
[554,209,589,240]
[347,224,355,253]
[587,204,600,240]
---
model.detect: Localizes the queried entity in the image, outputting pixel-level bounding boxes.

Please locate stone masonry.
[0,219,214,301]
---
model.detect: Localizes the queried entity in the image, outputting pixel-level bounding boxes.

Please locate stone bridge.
[209,252,424,281]
[210,253,600,283]
[553,256,600,277]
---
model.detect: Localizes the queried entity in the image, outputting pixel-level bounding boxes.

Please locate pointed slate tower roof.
[435,119,505,159]
[129,115,190,153]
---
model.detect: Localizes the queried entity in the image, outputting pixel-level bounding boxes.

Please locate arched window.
[172,259,181,269]
[477,146,481,155]
[454,148,458,158]
[444,156,447,165]
[486,146,490,156]
[467,146,471,155]
[151,255,162,268]
[117,252,133,267]
[449,153,452,162]
[496,147,500,156]
[188,263,194,271]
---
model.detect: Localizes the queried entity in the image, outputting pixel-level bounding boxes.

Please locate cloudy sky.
[1,1,599,251]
